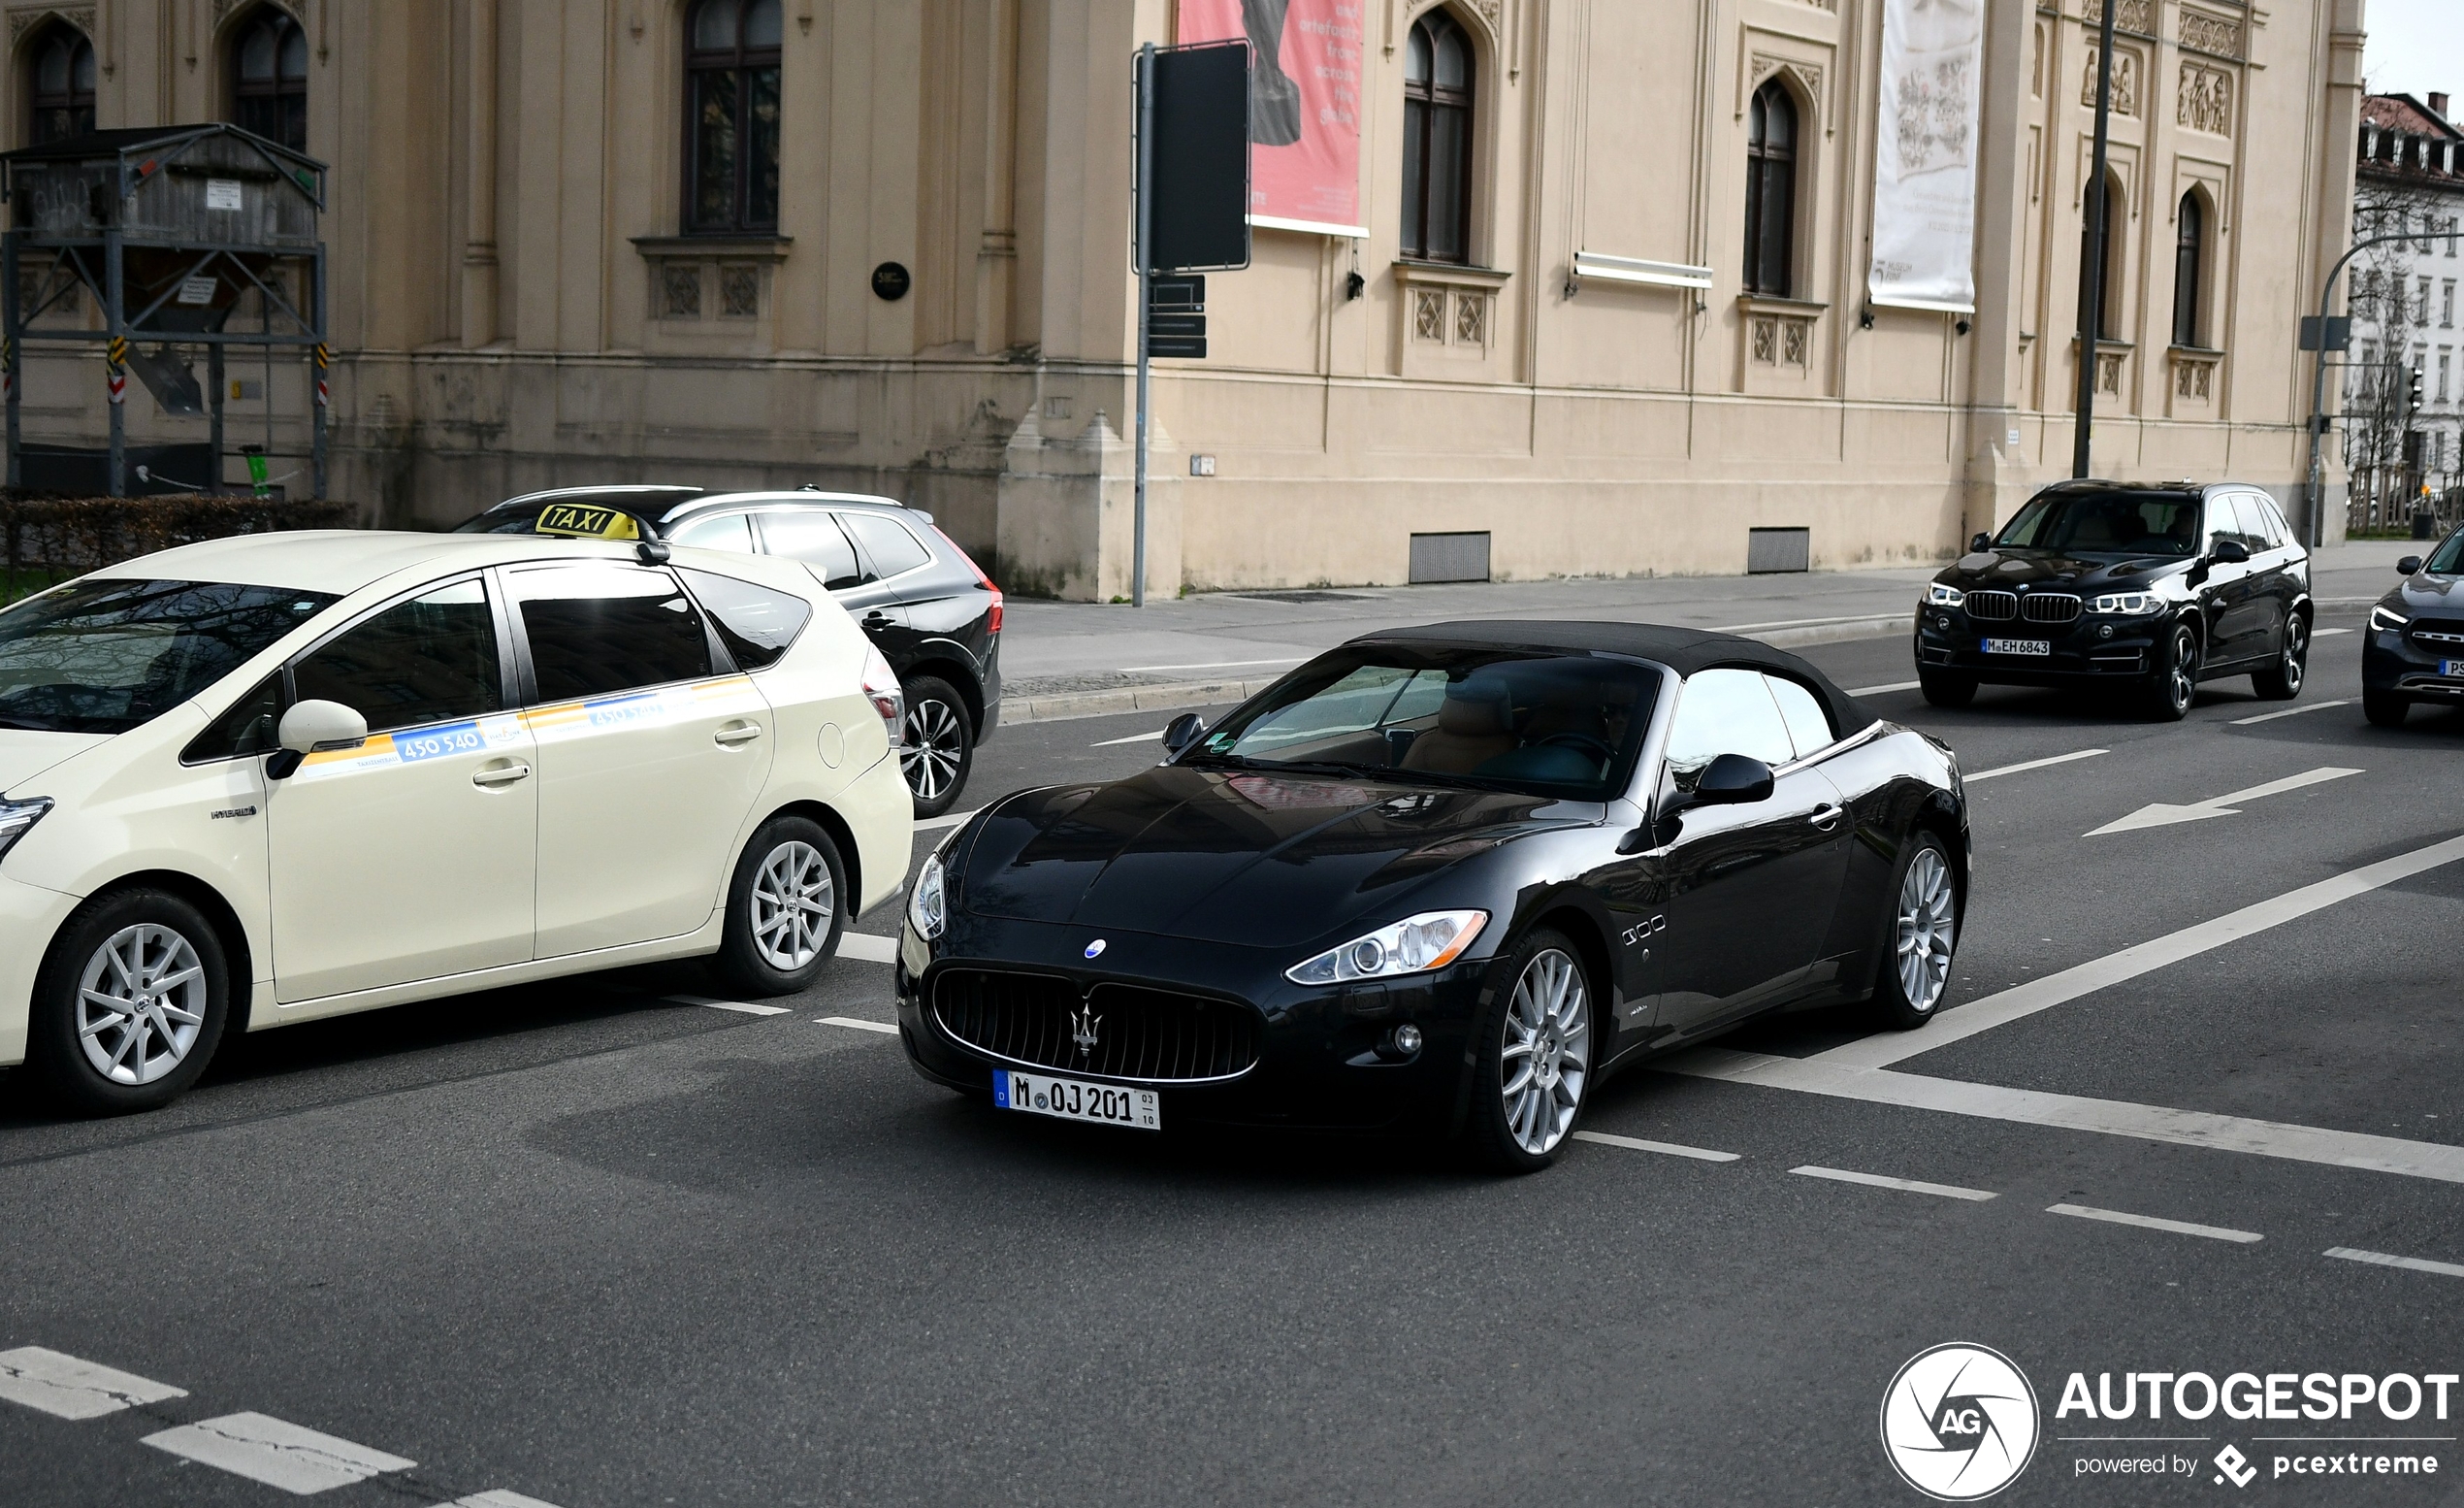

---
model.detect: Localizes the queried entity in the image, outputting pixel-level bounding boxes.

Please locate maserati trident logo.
[1071,1003,1101,1061]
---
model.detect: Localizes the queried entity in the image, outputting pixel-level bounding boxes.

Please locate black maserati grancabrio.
[895,622,1970,1171]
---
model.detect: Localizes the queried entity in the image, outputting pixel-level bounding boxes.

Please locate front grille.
[1966,590,2018,621]
[932,968,1262,1083]
[2410,618,2464,646]
[2020,592,2083,625]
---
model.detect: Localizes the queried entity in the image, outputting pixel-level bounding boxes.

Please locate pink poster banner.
[1176,0,1366,236]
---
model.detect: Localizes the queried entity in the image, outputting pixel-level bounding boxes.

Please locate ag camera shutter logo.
[1881,1343,2041,1500]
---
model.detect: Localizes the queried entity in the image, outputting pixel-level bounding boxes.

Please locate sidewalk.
[995,540,2419,723]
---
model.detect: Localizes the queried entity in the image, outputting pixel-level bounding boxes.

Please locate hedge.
[1,493,358,603]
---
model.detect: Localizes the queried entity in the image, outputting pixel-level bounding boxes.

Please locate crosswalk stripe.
[0,1347,186,1420]
[144,1412,415,1494]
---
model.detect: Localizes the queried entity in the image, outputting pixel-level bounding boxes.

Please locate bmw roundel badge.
[1085,939,1108,960]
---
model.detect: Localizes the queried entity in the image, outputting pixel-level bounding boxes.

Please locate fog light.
[1933,613,1951,629]
[1393,1023,1423,1054]
[2098,623,2114,639]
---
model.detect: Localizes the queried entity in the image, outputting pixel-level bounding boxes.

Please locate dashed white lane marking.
[1090,729,1167,747]
[1965,748,2107,782]
[667,996,790,1016]
[2229,700,2351,725]
[817,1016,899,1034]
[1118,656,1304,672]
[1789,1165,1997,1200]
[1847,680,1923,696]
[836,933,899,964]
[2047,1203,2263,1244]
[430,1492,567,1508]
[0,1346,186,1420]
[2313,627,2353,638]
[2085,765,2362,836]
[1667,1050,2464,1185]
[1570,1130,1740,1162]
[2324,1247,2464,1280]
[144,1411,414,1494]
[913,808,981,833]
[1812,831,2464,1071]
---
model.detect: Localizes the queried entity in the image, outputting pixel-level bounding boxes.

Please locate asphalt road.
[5,603,2463,1507]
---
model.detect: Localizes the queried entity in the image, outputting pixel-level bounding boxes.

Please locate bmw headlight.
[906,850,947,940]
[2370,603,2410,633]
[2091,592,2161,615]
[0,796,50,866]
[1285,909,1488,986]
[1927,583,1965,607]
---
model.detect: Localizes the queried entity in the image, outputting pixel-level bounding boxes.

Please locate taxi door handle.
[471,761,532,788]
[713,722,764,746]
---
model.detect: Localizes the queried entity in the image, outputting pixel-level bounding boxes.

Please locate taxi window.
[677,568,811,671]
[1662,668,1795,792]
[181,671,285,764]
[840,512,931,577]
[1765,674,1836,760]
[0,578,334,736]
[293,578,504,735]
[669,511,756,552]
[510,562,713,702]
[760,510,867,591]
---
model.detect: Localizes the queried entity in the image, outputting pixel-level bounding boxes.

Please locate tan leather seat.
[1401,681,1517,773]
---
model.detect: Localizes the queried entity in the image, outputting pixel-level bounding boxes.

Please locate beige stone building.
[4,0,2366,597]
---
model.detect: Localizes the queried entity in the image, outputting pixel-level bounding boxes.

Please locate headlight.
[2370,604,2410,633]
[2091,592,2161,615]
[906,850,947,939]
[1285,909,1487,986]
[0,796,51,865]
[1927,583,1965,606]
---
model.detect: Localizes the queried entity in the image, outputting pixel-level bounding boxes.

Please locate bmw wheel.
[716,815,847,997]
[1873,834,1959,1030]
[2252,610,2307,700]
[2146,622,2199,721]
[899,675,974,818]
[29,888,232,1115]
[1467,929,1592,1173]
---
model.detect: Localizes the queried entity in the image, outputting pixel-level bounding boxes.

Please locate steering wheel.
[1536,732,1615,764]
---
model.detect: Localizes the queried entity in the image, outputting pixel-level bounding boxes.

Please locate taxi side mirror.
[268,700,368,779]
[1161,711,1207,756]
[2398,555,2424,575]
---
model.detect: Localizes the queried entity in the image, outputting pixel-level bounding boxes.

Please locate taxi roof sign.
[535,503,642,541]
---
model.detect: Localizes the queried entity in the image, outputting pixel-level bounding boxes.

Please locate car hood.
[0,729,110,794]
[2387,571,2464,614]
[1935,549,2193,593]
[958,764,1585,947]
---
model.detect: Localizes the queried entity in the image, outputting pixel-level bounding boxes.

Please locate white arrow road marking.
[0,1347,186,1420]
[144,1412,414,1494]
[430,1492,569,1508]
[2085,766,2361,836]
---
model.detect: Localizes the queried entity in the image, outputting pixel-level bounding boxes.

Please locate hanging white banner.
[1869,0,1985,312]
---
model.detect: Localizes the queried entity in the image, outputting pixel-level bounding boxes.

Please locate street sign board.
[1146,42,1250,273]
[2299,314,2351,351]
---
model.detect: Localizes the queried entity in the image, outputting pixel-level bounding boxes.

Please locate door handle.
[862,610,893,627]
[471,761,532,788]
[1809,803,1843,831]
[713,722,764,746]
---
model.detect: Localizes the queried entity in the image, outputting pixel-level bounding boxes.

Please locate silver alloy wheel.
[2167,626,2198,711]
[1895,845,1956,1014]
[2280,614,2307,693]
[901,698,965,803]
[750,839,835,971]
[76,924,207,1086]
[1500,947,1590,1156]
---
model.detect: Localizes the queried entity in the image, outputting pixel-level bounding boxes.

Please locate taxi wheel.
[900,677,974,818]
[1463,928,1593,1175]
[716,817,847,997]
[1872,833,1959,1031]
[2253,611,2307,700]
[28,888,232,1116]
[1918,669,1977,708]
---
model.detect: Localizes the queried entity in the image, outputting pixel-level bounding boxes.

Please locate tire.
[2364,689,2412,729]
[28,888,233,1116]
[2252,610,2307,700]
[714,815,847,997]
[899,676,974,818]
[1918,669,1978,708]
[2145,620,2200,721]
[1464,928,1594,1174]
[1871,833,1960,1031]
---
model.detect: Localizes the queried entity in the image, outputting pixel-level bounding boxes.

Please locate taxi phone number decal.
[391,722,486,763]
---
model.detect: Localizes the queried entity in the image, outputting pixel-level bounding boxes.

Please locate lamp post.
[2070,0,2119,478]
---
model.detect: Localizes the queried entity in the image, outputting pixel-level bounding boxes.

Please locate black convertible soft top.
[1366,619,1879,739]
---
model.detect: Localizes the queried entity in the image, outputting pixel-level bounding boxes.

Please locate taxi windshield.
[0,578,336,735]
[1994,490,2200,558]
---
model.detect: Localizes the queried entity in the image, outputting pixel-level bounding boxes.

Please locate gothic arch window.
[684,0,783,234]
[23,21,94,146]
[1743,80,1798,296]
[2172,189,2207,348]
[1401,10,1474,263]
[228,4,308,151]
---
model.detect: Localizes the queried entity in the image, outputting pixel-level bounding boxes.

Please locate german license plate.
[2443,660,2464,677]
[993,1069,1160,1131]
[1981,638,2051,656]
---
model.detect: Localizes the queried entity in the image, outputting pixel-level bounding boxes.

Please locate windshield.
[1187,645,1662,801]
[1994,490,2200,557]
[0,578,336,735]
[2429,529,2464,575]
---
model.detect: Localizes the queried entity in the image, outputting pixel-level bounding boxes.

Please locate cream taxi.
[0,530,913,1113]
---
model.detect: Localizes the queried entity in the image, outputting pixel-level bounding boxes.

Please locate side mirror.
[1161,711,1207,756]
[2399,555,2424,575]
[278,699,368,755]
[1969,533,1993,553]
[1692,753,1776,807]
[2209,538,2251,565]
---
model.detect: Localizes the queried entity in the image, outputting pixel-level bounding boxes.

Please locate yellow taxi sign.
[535,503,642,541]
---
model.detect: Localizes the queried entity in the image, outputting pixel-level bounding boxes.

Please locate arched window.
[1401,11,1474,263]
[24,22,94,146]
[685,0,783,234]
[1743,81,1797,296]
[2171,191,2205,348]
[2088,173,2123,341]
[229,5,308,151]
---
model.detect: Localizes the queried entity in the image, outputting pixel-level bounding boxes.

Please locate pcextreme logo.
[1881,1343,2042,1500]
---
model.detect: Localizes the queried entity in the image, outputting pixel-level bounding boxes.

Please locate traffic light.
[2409,364,2425,411]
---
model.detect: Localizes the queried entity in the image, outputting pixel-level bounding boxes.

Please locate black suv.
[2362,521,2464,727]
[456,486,1002,814]
[1914,479,2311,719]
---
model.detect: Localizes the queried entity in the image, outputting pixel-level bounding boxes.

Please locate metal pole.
[2070,0,2118,478]
[2303,228,2464,548]
[4,230,20,490]
[208,341,225,495]
[105,228,127,496]
[1132,43,1154,609]
[310,246,328,498]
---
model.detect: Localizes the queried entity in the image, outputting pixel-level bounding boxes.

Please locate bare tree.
[2345,176,2449,531]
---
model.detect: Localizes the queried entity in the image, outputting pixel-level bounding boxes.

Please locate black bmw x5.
[1914,479,2311,719]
